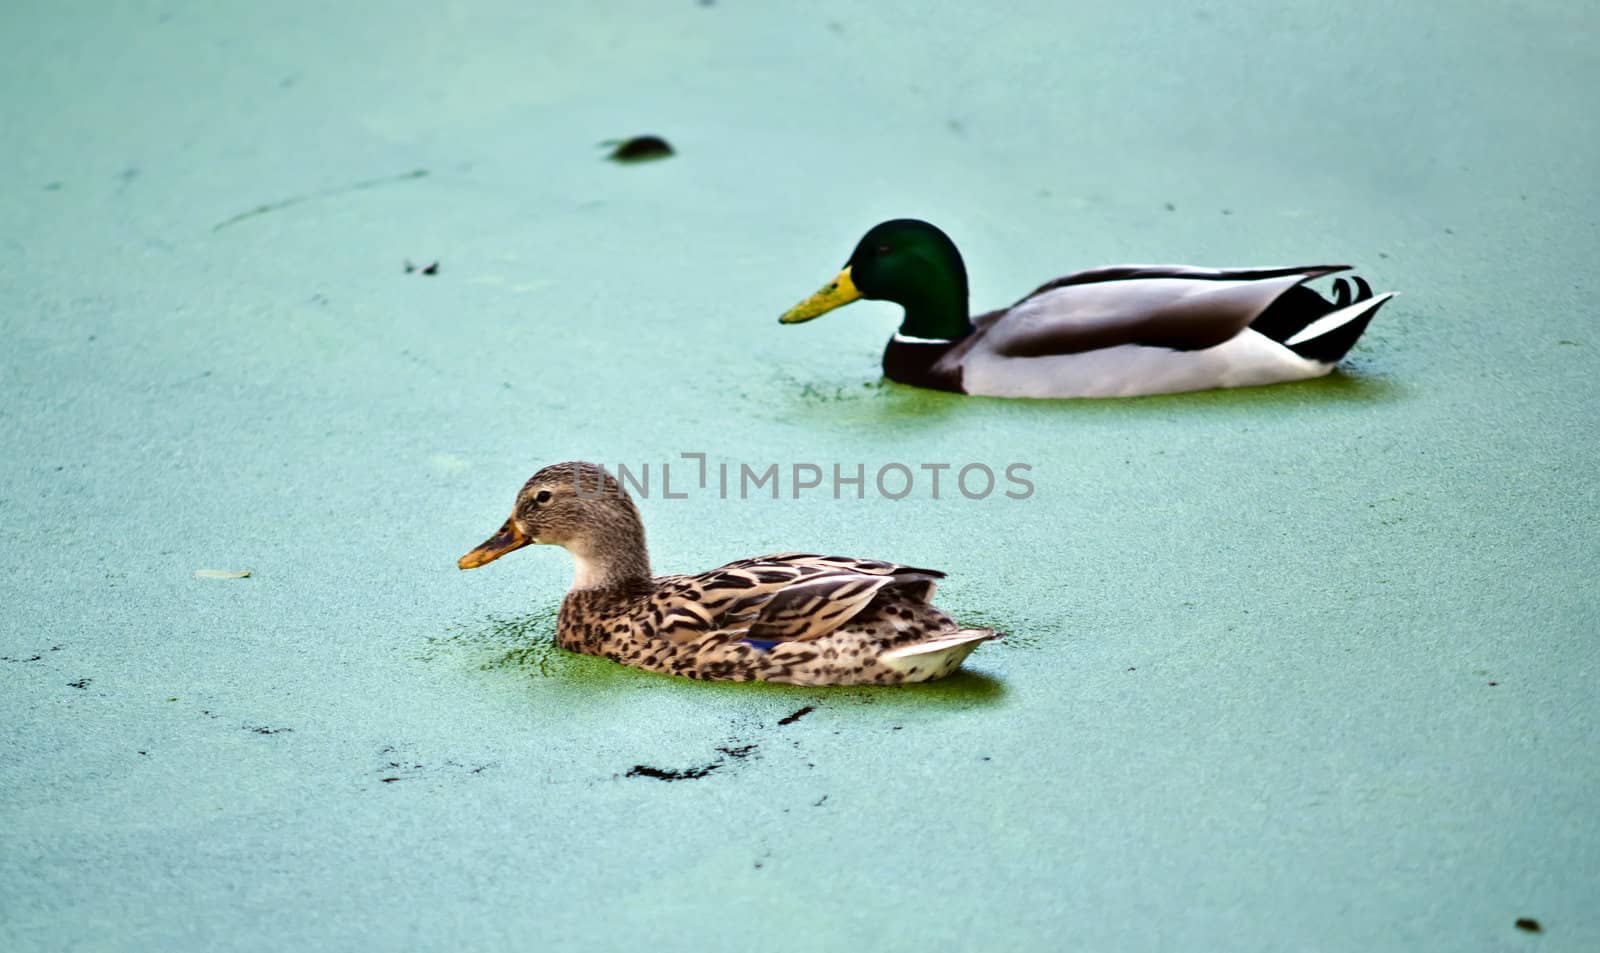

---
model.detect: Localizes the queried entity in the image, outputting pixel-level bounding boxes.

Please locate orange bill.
[457,518,531,569]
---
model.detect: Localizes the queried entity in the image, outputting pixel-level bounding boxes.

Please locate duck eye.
[875,244,893,256]
[534,490,552,504]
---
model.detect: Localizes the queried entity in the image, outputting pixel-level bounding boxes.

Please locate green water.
[2,1,1596,950]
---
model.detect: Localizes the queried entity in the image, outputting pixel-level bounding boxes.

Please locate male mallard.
[457,462,998,685]
[779,219,1395,398]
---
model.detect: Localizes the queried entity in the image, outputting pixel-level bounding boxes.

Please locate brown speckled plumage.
[459,462,997,685]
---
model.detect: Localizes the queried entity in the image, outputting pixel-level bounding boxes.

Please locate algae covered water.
[2,2,1597,950]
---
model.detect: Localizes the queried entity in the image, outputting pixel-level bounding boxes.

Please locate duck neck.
[568,521,652,592]
[894,261,972,343]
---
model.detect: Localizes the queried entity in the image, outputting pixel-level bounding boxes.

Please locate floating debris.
[626,737,762,781]
[428,452,471,474]
[212,169,428,232]
[604,135,674,163]
[777,705,815,726]
[626,763,719,782]
[1514,918,1542,933]
[194,569,251,579]
[405,260,440,275]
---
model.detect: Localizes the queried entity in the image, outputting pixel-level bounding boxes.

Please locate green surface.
[2,1,1596,950]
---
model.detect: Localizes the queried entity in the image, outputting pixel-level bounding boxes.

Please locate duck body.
[459,463,997,686]
[558,553,992,685]
[782,221,1396,399]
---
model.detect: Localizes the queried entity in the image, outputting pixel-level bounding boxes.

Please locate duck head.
[458,461,651,589]
[779,219,972,342]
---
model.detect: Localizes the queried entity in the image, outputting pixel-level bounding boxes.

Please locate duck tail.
[1250,271,1394,364]
[1282,288,1396,364]
[878,628,1000,681]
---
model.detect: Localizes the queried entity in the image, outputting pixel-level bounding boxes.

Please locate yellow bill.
[458,518,531,570]
[779,267,861,324]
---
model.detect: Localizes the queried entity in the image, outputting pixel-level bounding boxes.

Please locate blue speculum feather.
[741,638,781,652]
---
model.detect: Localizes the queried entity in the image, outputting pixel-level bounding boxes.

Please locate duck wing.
[651,553,945,645]
[979,265,1350,358]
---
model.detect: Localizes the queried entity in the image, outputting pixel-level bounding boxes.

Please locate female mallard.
[779,218,1395,398]
[457,462,998,685]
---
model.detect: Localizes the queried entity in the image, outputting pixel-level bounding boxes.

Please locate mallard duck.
[779,218,1395,398]
[457,462,998,685]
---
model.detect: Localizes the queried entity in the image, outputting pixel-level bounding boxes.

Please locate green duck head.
[779,219,973,342]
